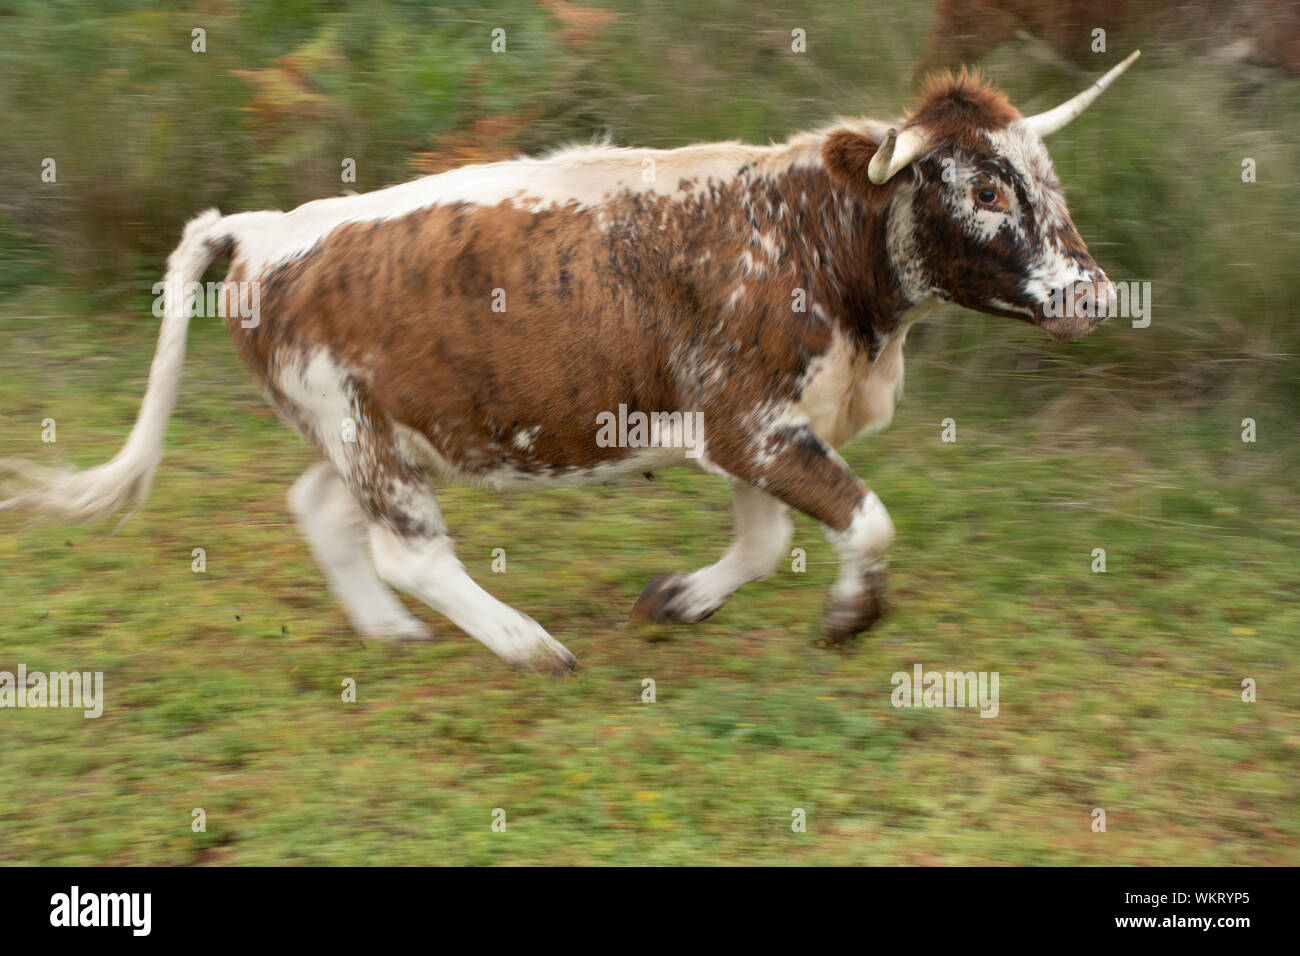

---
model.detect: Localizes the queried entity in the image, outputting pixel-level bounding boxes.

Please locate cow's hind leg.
[368,511,578,674]
[288,461,432,641]
[357,467,578,673]
[634,480,791,623]
[279,356,577,673]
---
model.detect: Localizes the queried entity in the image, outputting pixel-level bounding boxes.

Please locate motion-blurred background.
[0,0,1296,865]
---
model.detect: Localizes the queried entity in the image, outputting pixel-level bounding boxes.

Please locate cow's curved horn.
[1022,49,1140,137]
[868,126,931,185]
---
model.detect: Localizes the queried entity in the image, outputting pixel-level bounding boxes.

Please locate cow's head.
[823,51,1138,342]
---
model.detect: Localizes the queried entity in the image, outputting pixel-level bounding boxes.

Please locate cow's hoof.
[515,631,581,676]
[821,584,886,645]
[520,649,581,676]
[631,574,718,624]
[366,616,434,642]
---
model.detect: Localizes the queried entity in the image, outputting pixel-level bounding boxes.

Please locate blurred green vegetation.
[2,0,1298,405]
[0,1,1297,864]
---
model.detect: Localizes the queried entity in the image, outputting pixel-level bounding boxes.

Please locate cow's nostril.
[1067,278,1111,326]
[1089,278,1112,325]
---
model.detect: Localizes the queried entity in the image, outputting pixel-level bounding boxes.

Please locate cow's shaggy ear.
[821,129,883,193]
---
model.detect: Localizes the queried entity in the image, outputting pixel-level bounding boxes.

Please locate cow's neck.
[711,158,912,359]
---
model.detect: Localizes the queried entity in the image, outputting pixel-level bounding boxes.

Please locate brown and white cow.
[1,54,1139,674]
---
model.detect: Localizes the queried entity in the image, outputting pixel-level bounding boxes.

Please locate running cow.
[1,53,1141,673]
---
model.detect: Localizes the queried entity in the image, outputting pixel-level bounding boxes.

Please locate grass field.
[2,288,1297,865]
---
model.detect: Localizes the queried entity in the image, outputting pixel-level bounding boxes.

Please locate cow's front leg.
[820,488,894,642]
[633,480,792,623]
[704,422,895,643]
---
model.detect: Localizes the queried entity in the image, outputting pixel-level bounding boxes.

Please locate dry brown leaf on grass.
[230,59,338,134]
[538,0,617,50]
[409,108,546,176]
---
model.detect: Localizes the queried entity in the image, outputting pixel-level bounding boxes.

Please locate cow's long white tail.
[0,208,229,524]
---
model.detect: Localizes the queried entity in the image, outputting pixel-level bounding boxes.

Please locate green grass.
[1,291,1296,865]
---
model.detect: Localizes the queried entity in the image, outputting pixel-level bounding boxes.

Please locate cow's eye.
[976,187,999,205]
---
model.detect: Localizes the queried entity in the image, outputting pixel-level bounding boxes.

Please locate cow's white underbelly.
[396,423,701,491]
